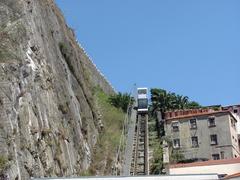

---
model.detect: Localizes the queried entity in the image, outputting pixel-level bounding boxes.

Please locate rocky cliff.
[0,0,116,179]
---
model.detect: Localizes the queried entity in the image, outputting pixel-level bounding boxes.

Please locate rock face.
[0,0,114,179]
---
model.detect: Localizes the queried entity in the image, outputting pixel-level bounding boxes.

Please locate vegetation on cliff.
[149,117,163,174]
[109,92,134,113]
[0,155,8,174]
[89,88,126,175]
[149,88,201,174]
[150,88,201,116]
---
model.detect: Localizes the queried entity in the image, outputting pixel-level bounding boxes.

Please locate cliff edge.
[0,0,117,179]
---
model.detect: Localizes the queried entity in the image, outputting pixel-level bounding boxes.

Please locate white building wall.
[32,175,219,180]
[170,163,240,175]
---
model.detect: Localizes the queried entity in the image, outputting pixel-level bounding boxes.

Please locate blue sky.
[55,0,240,106]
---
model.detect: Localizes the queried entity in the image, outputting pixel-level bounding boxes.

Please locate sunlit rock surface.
[0,0,114,179]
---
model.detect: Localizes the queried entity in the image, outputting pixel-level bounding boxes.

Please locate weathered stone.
[0,0,115,179]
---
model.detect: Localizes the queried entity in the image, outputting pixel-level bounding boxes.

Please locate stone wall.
[0,0,114,179]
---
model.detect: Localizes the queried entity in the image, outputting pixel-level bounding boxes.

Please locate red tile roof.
[170,157,240,169]
[165,109,230,121]
[224,172,240,179]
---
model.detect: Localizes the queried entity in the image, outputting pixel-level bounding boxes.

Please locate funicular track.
[130,113,149,175]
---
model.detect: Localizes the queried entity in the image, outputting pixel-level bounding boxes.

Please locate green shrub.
[151,142,163,174]
[80,170,92,176]
[90,88,125,174]
[109,92,134,113]
[0,155,8,172]
[170,150,185,163]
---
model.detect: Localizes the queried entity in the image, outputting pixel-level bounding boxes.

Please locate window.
[210,134,218,145]
[138,89,147,94]
[233,109,238,114]
[231,118,236,129]
[191,136,199,147]
[190,119,197,129]
[173,139,180,149]
[212,154,220,160]
[172,122,179,132]
[208,117,216,127]
[138,99,148,109]
[220,151,225,159]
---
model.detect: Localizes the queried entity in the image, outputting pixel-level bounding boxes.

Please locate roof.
[223,104,240,109]
[170,157,240,169]
[165,109,232,121]
[224,172,240,179]
[203,105,221,108]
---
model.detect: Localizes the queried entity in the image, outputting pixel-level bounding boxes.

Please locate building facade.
[164,109,240,161]
[170,157,240,178]
[222,105,240,133]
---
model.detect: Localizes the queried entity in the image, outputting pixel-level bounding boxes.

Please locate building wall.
[228,115,240,157]
[165,112,240,161]
[170,163,240,175]
[223,106,240,133]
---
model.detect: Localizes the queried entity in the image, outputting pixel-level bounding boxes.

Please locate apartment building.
[222,105,240,133]
[164,109,240,161]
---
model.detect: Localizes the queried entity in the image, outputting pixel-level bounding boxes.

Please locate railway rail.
[130,114,149,175]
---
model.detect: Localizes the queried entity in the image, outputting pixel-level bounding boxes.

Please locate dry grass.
[0,155,8,173]
[90,88,125,175]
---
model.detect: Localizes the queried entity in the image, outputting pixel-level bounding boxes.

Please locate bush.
[109,92,134,113]
[90,88,125,174]
[170,150,185,163]
[0,155,8,172]
[150,141,164,174]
